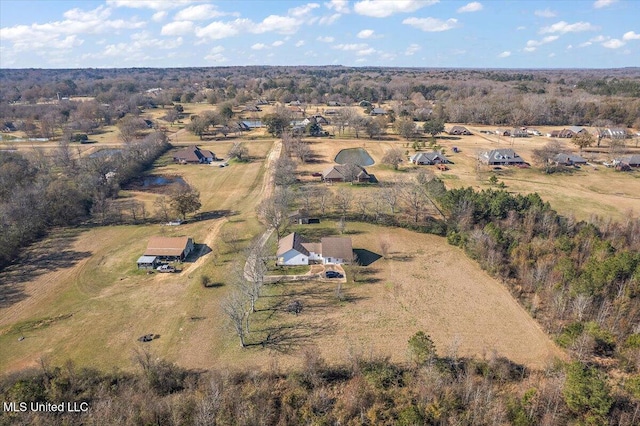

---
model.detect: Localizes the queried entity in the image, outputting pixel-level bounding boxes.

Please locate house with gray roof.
[599,128,628,139]
[173,146,215,164]
[554,153,587,166]
[321,163,371,183]
[409,151,450,165]
[448,125,472,135]
[480,149,526,165]
[276,232,353,266]
[620,154,640,167]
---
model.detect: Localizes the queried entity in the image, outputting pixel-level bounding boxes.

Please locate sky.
[0,0,639,69]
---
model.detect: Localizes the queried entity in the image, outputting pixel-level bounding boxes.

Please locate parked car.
[157,264,176,273]
[325,271,343,279]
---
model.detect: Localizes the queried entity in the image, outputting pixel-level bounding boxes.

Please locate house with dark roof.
[620,155,640,167]
[173,145,215,164]
[276,232,353,266]
[554,153,587,166]
[409,151,450,165]
[370,108,387,116]
[495,129,511,137]
[144,236,194,261]
[321,163,372,183]
[448,126,472,136]
[480,149,526,165]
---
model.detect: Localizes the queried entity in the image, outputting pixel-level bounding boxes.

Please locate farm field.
[1,129,565,375]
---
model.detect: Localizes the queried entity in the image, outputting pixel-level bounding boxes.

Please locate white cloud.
[333,43,368,50]
[405,43,420,55]
[357,29,375,38]
[517,26,526,30]
[295,40,305,47]
[161,21,193,36]
[205,52,227,62]
[0,5,145,53]
[524,47,536,52]
[272,40,284,47]
[319,13,341,25]
[579,41,592,47]
[251,43,268,50]
[210,46,224,54]
[354,0,438,18]
[107,0,196,10]
[357,47,376,56]
[540,21,598,34]
[102,32,183,58]
[174,4,226,21]
[195,19,249,39]
[457,2,483,13]
[525,35,559,48]
[602,39,625,49]
[594,0,617,8]
[590,35,607,42]
[254,15,302,34]
[498,51,511,58]
[326,0,350,13]
[152,11,167,22]
[403,17,459,32]
[623,31,640,41]
[317,36,335,42]
[534,8,557,18]
[549,52,556,58]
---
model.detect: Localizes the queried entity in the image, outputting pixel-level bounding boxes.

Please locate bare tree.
[381,184,400,214]
[257,194,289,238]
[221,290,249,347]
[228,142,249,162]
[400,181,428,224]
[334,188,352,217]
[243,239,269,312]
[153,195,172,222]
[532,140,565,173]
[311,186,330,215]
[354,195,370,219]
[293,140,313,163]
[381,147,405,170]
[273,156,297,186]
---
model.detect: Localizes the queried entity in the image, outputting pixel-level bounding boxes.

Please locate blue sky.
[1,0,638,68]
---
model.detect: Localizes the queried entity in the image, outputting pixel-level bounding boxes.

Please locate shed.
[137,255,159,270]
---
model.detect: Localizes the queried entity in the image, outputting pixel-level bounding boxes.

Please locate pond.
[140,175,187,187]
[334,147,375,166]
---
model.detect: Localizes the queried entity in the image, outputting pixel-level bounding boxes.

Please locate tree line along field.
[1,67,640,424]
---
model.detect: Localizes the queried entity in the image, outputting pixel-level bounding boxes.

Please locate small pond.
[334,147,375,166]
[141,175,187,187]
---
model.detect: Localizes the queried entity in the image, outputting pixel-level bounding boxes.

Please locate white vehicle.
[156,264,176,273]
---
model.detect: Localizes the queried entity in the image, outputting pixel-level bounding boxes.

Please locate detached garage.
[136,255,160,270]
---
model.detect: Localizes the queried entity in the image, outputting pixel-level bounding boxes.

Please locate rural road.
[243,138,282,282]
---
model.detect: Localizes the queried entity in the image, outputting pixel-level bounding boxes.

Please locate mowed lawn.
[297,132,640,222]
[0,140,273,373]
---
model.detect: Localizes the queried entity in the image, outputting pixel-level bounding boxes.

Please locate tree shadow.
[0,228,92,309]
[353,249,382,266]
[192,209,238,221]
[249,320,337,354]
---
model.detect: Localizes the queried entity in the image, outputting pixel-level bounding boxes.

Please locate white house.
[276,232,353,266]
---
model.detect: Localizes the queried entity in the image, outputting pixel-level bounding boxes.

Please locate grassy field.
[294,129,640,222]
[0,139,272,373]
[2,106,636,375]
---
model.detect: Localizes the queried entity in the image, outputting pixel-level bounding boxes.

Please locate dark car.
[325,271,344,279]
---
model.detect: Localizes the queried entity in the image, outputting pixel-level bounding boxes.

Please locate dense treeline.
[0,132,170,269]
[2,346,637,425]
[436,184,640,368]
[2,67,639,130]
